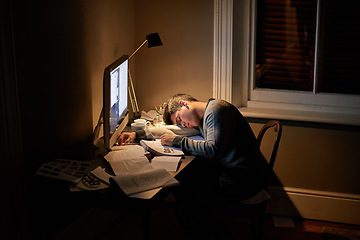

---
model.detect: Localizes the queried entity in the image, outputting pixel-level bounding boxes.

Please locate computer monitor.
[103,55,129,150]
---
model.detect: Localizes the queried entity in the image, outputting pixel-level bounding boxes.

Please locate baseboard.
[266,186,360,225]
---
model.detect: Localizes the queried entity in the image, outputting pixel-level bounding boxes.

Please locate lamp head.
[146,33,163,48]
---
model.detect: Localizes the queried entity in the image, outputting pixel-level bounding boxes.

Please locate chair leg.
[258,202,267,240]
[257,214,264,240]
[250,215,264,240]
[250,204,266,240]
[141,200,153,240]
[250,215,258,240]
[143,209,151,240]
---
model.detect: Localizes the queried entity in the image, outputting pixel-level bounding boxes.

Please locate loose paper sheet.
[36,159,93,183]
[151,156,181,172]
[111,168,178,195]
[104,145,152,175]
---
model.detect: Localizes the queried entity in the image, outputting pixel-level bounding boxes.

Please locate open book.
[104,145,178,196]
[140,139,184,156]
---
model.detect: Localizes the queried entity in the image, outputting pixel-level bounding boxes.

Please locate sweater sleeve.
[136,125,201,139]
[174,111,219,159]
[173,100,238,161]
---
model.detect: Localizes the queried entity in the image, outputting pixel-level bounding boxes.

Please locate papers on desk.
[69,166,112,192]
[69,143,182,194]
[104,145,151,175]
[36,159,93,183]
[140,109,158,121]
[104,144,179,196]
[110,168,178,195]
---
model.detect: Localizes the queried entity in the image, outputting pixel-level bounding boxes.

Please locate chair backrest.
[256,120,282,189]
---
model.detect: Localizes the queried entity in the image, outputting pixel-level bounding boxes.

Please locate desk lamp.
[128,33,163,119]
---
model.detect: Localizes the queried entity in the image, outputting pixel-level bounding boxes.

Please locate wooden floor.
[55,201,360,240]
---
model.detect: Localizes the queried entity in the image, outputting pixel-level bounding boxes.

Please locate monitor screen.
[103,55,129,150]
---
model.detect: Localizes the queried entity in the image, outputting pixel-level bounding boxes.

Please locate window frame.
[248,0,360,115]
[213,0,360,125]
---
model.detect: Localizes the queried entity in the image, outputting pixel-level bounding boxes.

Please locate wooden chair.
[211,120,282,240]
[247,120,282,240]
[256,120,282,192]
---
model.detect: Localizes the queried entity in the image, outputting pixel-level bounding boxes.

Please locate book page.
[151,156,181,172]
[104,144,179,196]
[110,168,178,195]
[105,145,146,160]
[104,146,152,175]
[90,166,112,185]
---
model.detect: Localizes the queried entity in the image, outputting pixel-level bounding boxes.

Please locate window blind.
[256,0,360,95]
[255,0,317,91]
[317,1,360,95]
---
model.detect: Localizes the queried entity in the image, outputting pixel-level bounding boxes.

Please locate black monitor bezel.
[103,55,129,150]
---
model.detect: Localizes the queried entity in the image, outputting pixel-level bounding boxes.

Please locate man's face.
[170,104,200,128]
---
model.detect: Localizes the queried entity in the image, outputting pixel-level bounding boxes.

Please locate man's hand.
[160,133,175,146]
[117,132,136,145]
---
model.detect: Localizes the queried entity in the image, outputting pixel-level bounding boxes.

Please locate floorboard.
[55,201,360,240]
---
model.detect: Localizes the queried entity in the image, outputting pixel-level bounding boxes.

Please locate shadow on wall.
[250,118,302,218]
[267,173,302,218]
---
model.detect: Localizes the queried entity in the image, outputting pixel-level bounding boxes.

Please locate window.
[213,0,360,124]
[256,0,360,95]
[249,0,360,115]
[256,0,317,92]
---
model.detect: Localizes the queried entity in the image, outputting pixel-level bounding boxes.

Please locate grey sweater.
[173,99,266,199]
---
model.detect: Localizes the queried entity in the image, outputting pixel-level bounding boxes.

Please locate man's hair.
[162,93,198,125]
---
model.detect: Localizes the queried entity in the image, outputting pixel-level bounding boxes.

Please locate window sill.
[239,107,360,127]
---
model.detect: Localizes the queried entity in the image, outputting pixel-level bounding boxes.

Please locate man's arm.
[170,101,234,159]
[145,125,200,138]
[171,112,219,159]
[118,124,201,145]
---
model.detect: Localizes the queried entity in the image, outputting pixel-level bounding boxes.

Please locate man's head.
[163,93,198,126]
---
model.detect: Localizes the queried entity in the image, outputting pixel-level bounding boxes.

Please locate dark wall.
[14,1,91,171]
[9,1,134,238]
[13,0,134,172]
[134,0,214,111]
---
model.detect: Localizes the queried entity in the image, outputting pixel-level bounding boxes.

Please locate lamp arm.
[129,39,148,59]
[128,70,139,113]
[128,85,136,113]
[128,69,140,119]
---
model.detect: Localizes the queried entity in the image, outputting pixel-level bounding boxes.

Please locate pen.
[154,105,161,114]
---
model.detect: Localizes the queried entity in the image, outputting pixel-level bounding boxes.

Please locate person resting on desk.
[118,93,267,238]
